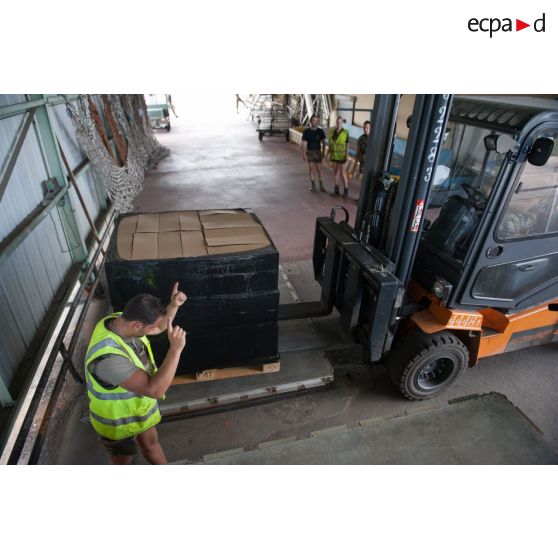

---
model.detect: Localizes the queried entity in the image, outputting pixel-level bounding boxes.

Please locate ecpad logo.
[468,13,546,37]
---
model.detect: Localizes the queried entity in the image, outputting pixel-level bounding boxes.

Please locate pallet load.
[105,209,279,374]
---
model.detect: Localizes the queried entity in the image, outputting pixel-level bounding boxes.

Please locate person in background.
[168,94,178,118]
[85,283,187,465]
[302,114,326,192]
[356,120,371,176]
[236,94,247,114]
[328,115,350,197]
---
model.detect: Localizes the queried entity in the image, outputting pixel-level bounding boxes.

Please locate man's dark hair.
[122,294,166,325]
[363,120,371,127]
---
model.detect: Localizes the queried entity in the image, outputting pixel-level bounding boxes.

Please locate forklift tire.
[258,131,264,141]
[285,131,290,142]
[165,124,171,132]
[387,330,468,400]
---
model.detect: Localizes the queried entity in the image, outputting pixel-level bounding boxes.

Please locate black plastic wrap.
[105,211,280,374]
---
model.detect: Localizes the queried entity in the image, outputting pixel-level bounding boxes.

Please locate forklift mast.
[304,95,453,362]
[358,94,453,285]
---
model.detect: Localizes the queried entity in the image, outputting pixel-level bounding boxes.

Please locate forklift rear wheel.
[165,124,171,132]
[387,331,468,400]
[258,131,264,141]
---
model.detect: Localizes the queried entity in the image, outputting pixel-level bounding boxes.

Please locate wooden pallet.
[171,361,280,386]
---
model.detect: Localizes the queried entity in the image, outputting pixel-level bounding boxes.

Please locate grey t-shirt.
[90,320,154,387]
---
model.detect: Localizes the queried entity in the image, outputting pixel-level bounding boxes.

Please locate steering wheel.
[460,183,487,206]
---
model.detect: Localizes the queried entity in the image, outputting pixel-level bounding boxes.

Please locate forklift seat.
[426,194,480,259]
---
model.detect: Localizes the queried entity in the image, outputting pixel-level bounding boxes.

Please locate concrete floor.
[43,96,558,464]
[183,393,557,465]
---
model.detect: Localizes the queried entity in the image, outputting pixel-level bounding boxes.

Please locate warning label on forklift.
[410,200,425,232]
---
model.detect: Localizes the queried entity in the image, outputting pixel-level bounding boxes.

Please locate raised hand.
[167,319,187,352]
[170,282,187,308]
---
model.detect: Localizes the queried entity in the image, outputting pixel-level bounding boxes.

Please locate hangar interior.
[0,93,557,465]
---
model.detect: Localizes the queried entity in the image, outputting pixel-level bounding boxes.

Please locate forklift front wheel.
[387,331,468,400]
[258,131,264,141]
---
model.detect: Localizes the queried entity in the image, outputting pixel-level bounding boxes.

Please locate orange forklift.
[287,95,558,400]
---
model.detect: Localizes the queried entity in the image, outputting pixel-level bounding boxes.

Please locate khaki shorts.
[100,435,137,456]
[306,150,323,163]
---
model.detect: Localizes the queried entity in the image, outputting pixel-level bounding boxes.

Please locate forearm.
[166,303,178,323]
[149,347,182,398]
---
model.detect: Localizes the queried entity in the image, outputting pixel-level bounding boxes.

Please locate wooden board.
[171,361,280,385]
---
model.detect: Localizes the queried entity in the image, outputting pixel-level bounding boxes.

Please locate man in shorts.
[85,283,187,464]
[302,114,326,192]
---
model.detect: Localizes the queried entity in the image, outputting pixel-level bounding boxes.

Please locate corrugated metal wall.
[0,95,109,398]
[0,95,27,108]
[50,100,107,243]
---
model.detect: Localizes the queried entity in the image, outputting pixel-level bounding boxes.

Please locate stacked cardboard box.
[105,209,279,374]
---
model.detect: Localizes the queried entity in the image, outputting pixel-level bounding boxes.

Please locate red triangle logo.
[516,19,530,31]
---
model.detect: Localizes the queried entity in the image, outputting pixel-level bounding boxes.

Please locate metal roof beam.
[0,95,80,120]
[0,182,69,266]
[0,107,36,203]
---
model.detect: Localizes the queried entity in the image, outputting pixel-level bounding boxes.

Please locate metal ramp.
[174,393,558,465]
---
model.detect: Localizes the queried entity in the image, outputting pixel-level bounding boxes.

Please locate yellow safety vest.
[329,128,349,161]
[84,313,161,440]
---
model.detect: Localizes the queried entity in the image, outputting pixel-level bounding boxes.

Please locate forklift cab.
[308,95,558,400]
[414,97,558,313]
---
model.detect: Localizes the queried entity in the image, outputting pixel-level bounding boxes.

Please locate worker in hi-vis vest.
[328,115,350,198]
[85,282,187,465]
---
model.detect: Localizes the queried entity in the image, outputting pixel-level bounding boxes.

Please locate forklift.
[291,94,558,400]
[116,94,558,419]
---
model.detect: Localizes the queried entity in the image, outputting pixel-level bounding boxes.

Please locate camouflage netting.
[66,94,169,212]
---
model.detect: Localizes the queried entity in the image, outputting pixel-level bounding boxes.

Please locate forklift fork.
[310,214,402,362]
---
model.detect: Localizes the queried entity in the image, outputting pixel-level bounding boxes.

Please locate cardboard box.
[115,209,270,259]
[204,226,270,247]
[200,211,261,229]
